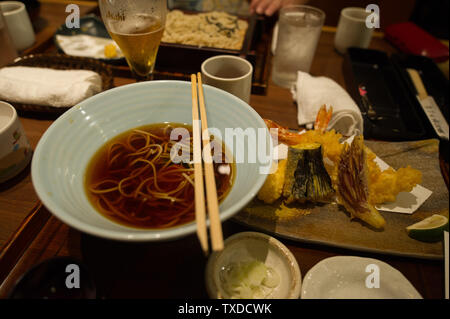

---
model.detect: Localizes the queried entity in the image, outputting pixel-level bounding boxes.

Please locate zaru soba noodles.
[85,123,234,229]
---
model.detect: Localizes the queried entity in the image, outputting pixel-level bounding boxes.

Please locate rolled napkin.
[0,66,102,107]
[291,71,364,136]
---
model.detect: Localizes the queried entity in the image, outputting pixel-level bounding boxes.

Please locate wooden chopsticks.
[191,73,224,255]
[407,68,428,100]
[191,74,208,254]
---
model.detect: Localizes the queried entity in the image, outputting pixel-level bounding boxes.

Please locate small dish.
[205,231,301,299]
[0,101,32,183]
[301,256,422,299]
[54,15,124,62]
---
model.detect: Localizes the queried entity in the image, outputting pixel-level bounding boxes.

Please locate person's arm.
[249,0,310,16]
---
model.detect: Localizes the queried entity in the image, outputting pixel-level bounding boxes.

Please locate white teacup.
[0,101,32,183]
[0,1,35,51]
[334,7,375,54]
[201,55,253,104]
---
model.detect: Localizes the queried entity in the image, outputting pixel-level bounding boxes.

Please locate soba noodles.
[85,123,234,229]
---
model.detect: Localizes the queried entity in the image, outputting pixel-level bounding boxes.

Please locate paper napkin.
[292,71,364,137]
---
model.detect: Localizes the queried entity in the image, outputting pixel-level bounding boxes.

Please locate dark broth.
[85,123,234,229]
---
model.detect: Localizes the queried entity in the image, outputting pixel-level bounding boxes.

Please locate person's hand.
[249,0,308,17]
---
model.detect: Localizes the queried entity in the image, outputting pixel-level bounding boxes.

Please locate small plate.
[205,231,301,299]
[301,256,422,299]
[54,15,124,63]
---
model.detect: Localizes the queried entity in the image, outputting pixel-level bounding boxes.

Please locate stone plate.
[234,139,449,260]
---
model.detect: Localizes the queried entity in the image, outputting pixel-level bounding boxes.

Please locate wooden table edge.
[0,202,51,286]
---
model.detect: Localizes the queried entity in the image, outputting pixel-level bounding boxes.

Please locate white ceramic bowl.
[205,232,302,299]
[31,81,271,241]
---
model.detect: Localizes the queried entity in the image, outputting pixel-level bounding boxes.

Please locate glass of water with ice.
[271,5,325,88]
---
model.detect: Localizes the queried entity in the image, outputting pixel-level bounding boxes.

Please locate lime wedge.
[406,214,449,242]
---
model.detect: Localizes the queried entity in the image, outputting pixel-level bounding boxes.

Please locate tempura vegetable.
[257,159,287,204]
[366,151,422,204]
[261,106,422,230]
[283,143,335,204]
[336,136,386,229]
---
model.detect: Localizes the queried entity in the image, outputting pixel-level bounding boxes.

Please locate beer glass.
[99,0,167,80]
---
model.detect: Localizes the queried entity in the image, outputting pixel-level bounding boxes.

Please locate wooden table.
[0,0,97,251]
[0,1,446,299]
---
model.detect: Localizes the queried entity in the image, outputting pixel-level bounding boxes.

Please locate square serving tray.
[156,11,258,74]
[343,48,449,141]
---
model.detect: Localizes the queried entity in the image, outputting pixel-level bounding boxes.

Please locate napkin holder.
[343,48,449,142]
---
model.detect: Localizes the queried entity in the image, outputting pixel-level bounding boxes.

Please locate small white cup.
[0,101,32,183]
[0,1,35,51]
[201,55,253,104]
[334,7,374,54]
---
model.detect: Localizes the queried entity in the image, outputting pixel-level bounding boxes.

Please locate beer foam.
[112,14,160,35]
